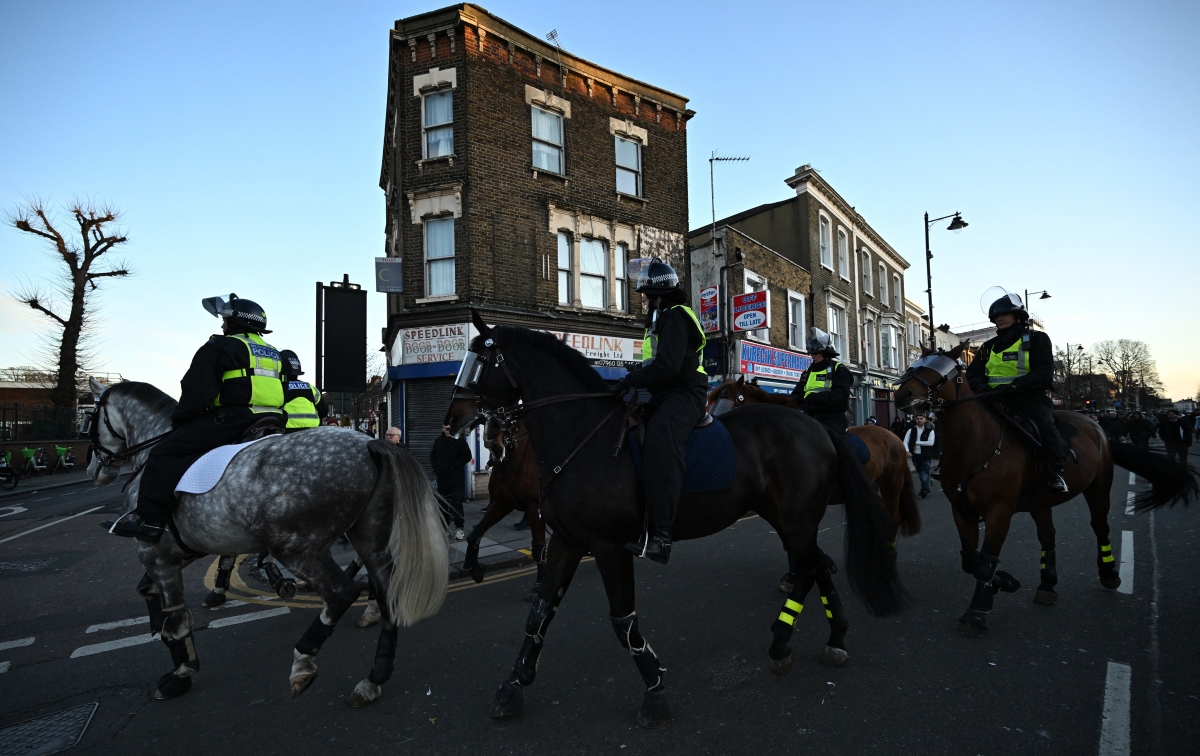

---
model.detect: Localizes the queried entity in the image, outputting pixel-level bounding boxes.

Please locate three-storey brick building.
[379,4,692,471]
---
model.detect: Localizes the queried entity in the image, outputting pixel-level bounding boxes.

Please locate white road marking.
[0,637,35,652]
[70,634,156,658]
[33,497,51,502]
[1125,492,1136,516]
[0,506,27,518]
[207,607,290,629]
[0,661,9,674]
[1128,471,1136,486]
[86,617,146,634]
[1117,531,1134,595]
[1098,661,1132,756]
[0,506,104,544]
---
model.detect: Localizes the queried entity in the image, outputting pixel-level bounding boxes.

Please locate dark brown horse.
[461,418,547,601]
[894,346,1197,636]
[708,377,920,545]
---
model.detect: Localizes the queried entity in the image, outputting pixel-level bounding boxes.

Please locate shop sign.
[544,330,641,369]
[739,341,811,381]
[401,323,470,364]
[731,291,769,332]
[698,286,719,333]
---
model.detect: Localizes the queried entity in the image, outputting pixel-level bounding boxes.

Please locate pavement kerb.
[0,473,104,500]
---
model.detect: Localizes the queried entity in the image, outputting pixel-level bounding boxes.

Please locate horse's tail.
[826,427,908,616]
[1111,442,1198,511]
[896,453,922,536]
[369,440,449,626]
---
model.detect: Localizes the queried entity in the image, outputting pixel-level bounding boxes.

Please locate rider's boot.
[625,524,671,565]
[102,512,166,543]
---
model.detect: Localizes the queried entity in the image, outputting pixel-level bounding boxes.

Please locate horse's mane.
[742,382,795,406]
[108,380,178,415]
[485,326,609,392]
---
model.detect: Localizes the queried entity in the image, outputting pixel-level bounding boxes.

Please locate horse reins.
[87,394,174,490]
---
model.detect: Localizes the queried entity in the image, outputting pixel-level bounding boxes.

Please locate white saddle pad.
[175,435,277,495]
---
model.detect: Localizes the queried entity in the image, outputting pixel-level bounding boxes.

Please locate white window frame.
[818,215,833,270]
[878,262,887,303]
[421,89,454,159]
[787,290,806,351]
[531,105,565,175]
[614,136,642,197]
[743,270,769,343]
[861,250,872,296]
[827,302,847,358]
[578,237,608,310]
[423,216,455,297]
[556,232,573,306]
[837,228,850,281]
[865,317,877,368]
[892,274,902,311]
[880,324,894,369]
[889,324,900,368]
[614,242,629,312]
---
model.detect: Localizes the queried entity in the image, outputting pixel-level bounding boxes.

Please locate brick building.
[378,4,692,472]
[689,166,910,424]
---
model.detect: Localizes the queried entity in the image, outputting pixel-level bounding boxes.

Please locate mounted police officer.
[964,287,1069,493]
[790,327,853,436]
[280,350,328,432]
[614,259,708,564]
[105,294,286,541]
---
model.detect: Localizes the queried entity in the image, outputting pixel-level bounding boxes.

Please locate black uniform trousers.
[809,410,849,437]
[996,391,1067,460]
[136,408,270,523]
[434,470,466,528]
[644,386,708,531]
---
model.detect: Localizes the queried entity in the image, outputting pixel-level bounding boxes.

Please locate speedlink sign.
[731,290,769,332]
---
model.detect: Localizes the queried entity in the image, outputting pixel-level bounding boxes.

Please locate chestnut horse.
[708,377,920,551]
[894,346,1197,636]
[461,418,546,601]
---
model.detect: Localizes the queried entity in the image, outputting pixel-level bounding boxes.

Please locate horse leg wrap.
[367,626,399,685]
[214,557,234,592]
[1097,541,1118,578]
[611,611,666,691]
[770,573,815,661]
[343,557,363,580]
[963,554,999,619]
[1038,549,1058,592]
[163,633,200,675]
[296,614,337,657]
[508,596,556,687]
[137,574,168,636]
[960,549,979,575]
[814,570,849,652]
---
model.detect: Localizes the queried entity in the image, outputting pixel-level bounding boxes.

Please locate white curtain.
[424,91,453,158]
[532,108,563,173]
[579,238,607,309]
[425,218,454,296]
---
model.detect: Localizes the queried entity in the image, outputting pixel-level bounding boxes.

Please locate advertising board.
[731,290,769,332]
[698,286,719,333]
[739,341,811,382]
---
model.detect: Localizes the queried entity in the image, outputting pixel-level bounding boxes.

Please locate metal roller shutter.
[404,377,456,480]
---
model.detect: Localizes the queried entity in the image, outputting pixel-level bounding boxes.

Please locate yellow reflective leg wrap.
[821,595,833,619]
[1100,543,1115,564]
[777,599,804,626]
[785,599,803,613]
[777,612,795,626]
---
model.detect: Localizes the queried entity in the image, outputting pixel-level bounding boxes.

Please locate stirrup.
[102,512,166,543]
[1048,474,1068,494]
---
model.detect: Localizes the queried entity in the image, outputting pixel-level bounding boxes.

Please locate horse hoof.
[489,682,524,720]
[1033,590,1058,605]
[956,621,987,638]
[290,670,318,698]
[636,689,671,729]
[470,567,485,584]
[357,600,381,628]
[346,679,382,708]
[276,580,297,600]
[1101,576,1122,590]
[778,573,794,593]
[820,646,850,668]
[202,591,227,608]
[153,672,193,700]
[768,652,794,677]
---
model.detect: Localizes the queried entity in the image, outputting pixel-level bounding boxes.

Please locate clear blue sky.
[2,1,1197,400]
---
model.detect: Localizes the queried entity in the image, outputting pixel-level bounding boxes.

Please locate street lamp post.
[923,211,968,351]
[1064,343,1083,408]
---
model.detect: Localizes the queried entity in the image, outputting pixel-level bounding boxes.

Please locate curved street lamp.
[924,211,968,351]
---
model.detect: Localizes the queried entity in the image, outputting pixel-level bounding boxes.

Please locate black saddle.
[239,414,285,443]
[993,406,1078,453]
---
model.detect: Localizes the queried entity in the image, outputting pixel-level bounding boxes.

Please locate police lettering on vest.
[804,364,837,398]
[214,333,285,413]
[985,333,1029,388]
[283,381,322,429]
[641,304,707,374]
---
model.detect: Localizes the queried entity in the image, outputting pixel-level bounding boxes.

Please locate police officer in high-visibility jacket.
[105,294,286,542]
[279,350,328,432]
[964,288,1068,493]
[790,328,853,436]
[613,260,708,565]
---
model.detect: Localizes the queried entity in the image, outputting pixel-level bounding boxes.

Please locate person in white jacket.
[904,413,937,498]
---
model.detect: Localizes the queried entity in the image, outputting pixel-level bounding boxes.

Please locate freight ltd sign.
[731,291,769,332]
[545,330,641,369]
[739,341,811,382]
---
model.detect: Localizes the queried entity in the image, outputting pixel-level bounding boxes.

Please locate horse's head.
[84,376,124,485]
[894,343,969,415]
[444,310,521,436]
[710,376,748,416]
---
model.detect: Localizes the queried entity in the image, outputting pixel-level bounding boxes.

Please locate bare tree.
[1053,345,1089,409]
[7,200,131,409]
[1092,339,1161,410]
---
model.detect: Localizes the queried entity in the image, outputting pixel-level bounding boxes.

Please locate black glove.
[613,376,632,396]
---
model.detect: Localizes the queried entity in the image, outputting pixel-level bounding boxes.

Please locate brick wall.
[722,227,812,351]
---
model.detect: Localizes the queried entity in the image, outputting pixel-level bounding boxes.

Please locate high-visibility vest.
[214,333,285,413]
[985,334,1029,388]
[283,381,322,428]
[803,363,839,398]
[640,305,707,374]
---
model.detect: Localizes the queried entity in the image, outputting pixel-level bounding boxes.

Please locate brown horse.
[461,417,547,601]
[894,346,1197,636]
[709,377,920,546]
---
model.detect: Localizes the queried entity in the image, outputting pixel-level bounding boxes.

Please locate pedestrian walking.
[1158,410,1193,466]
[903,413,936,498]
[1125,411,1154,453]
[890,414,909,438]
[431,424,472,539]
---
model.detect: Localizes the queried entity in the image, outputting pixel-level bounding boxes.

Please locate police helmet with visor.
[202,293,272,334]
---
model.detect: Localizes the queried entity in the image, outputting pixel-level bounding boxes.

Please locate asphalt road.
[0,463,1196,755]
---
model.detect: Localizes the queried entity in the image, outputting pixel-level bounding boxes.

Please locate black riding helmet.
[279,349,303,377]
[806,327,839,357]
[981,287,1028,322]
[201,293,271,334]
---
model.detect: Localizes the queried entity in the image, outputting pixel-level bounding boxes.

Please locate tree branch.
[18,293,68,326]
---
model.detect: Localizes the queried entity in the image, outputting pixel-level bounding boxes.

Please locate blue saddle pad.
[846,433,870,465]
[629,417,736,494]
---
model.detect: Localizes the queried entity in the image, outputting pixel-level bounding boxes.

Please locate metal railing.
[0,404,83,442]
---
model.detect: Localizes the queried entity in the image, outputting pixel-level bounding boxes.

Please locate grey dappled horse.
[86,378,448,705]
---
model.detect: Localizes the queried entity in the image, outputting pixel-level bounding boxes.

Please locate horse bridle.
[896,354,976,414]
[84,392,173,478]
